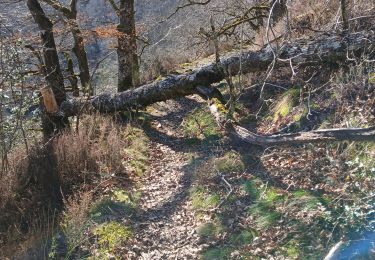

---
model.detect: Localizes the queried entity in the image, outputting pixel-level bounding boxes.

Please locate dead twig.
[210,174,233,212]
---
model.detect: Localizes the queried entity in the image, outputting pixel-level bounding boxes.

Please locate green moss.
[292,105,308,122]
[249,201,281,229]
[230,230,255,245]
[90,198,134,223]
[183,108,221,141]
[291,190,321,210]
[368,72,375,84]
[212,98,228,114]
[123,126,149,175]
[214,151,245,174]
[181,62,194,68]
[345,142,375,175]
[93,222,132,255]
[156,75,166,81]
[113,189,131,203]
[255,210,281,229]
[120,111,152,126]
[264,188,285,204]
[112,189,141,208]
[243,179,262,199]
[311,102,321,109]
[282,239,302,259]
[272,88,300,122]
[191,187,220,210]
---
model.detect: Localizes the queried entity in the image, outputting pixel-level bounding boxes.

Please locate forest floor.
[97,75,374,259]
[2,53,374,260]
[80,85,374,259]
[122,97,207,259]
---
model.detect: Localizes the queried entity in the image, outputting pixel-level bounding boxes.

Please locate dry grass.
[59,191,94,258]
[55,115,127,190]
[141,56,180,83]
[0,115,130,257]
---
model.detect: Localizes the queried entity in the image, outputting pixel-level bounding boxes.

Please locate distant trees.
[108,0,140,92]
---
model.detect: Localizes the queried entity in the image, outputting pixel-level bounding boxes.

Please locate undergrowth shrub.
[59,191,93,258]
[55,115,127,191]
[0,115,133,256]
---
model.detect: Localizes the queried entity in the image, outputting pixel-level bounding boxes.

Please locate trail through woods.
[123,97,207,259]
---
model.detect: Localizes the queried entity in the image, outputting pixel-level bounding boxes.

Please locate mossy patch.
[264,188,285,204]
[112,189,141,207]
[193,151,246,187]
[183,108,221,141]
[90,198,134,223]
[345,142,375,176]
[243,179,262,199]
[123,126,149,175]
[292,105,308,122]
[156,75,166,81]
[191,187,220,211]
[230,229,255,246]
[368,72,375,84]
[249,202,281,229]
[120,111,152,126]
[281,239,302,259]
[290,190,321,211]
[247,183,284,229]
[212,98,228,114]
[214,151,245,174]
[272,88,300,122]
[93,221,132,256]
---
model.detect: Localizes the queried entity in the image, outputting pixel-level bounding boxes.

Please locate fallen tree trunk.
[198,86,375,146]
[231,124,375,146]
[59,30,375,145]
[62,30,374,115]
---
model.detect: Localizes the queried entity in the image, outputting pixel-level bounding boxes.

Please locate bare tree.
[27,0,69,137]
[41,0,92,96]
[341,0,349,31]
[108,0,140,92]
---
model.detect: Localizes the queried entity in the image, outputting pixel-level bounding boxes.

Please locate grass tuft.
[214,151,245,174]
[183,108,221,141]
[272,87,300,122]
[123,126,150,176]
[191,186,220,211]
[197,221,226,239]
[93,221,132,256]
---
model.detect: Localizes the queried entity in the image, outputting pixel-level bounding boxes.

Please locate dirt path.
[124,98,205,259]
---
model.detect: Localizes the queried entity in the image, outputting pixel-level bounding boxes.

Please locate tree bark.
[116,0,140,92]
[71,20,92,95]
[27,0,69,137]
[63,51,79,97]
[341,0,349,31]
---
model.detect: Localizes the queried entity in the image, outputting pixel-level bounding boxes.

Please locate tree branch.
[107,0,120,15]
